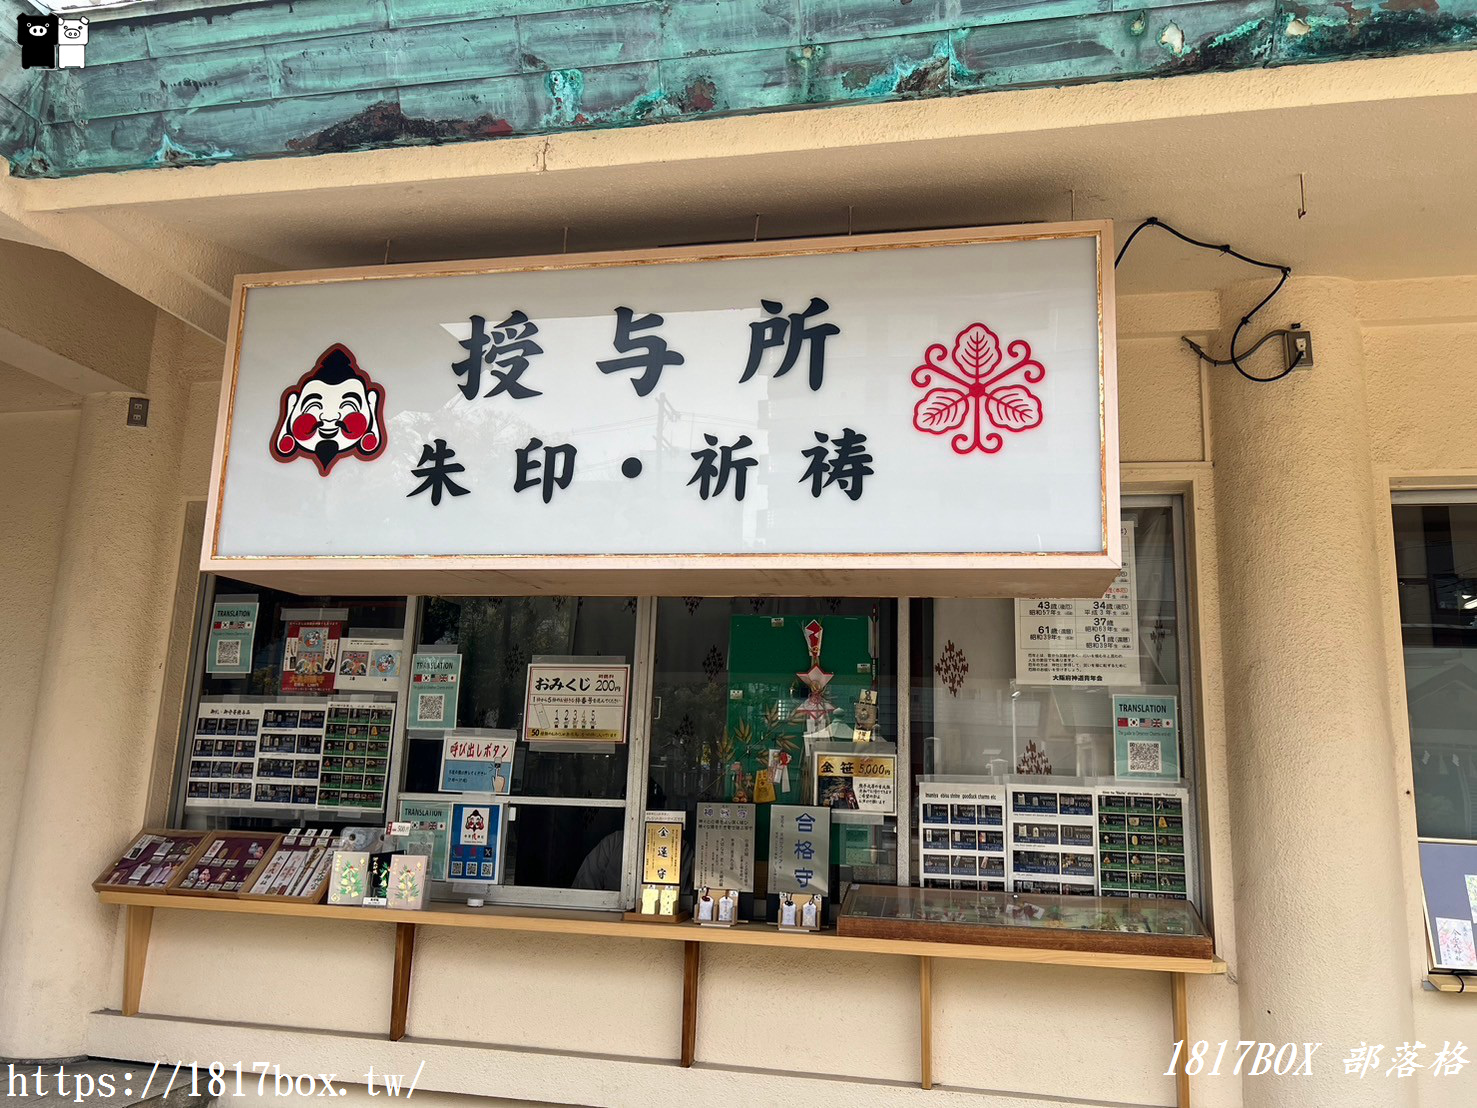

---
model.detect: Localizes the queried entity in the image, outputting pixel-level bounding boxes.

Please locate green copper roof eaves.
[4,0,1477,177]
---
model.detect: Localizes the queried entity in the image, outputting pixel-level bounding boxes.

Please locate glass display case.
[837,883,1213,959]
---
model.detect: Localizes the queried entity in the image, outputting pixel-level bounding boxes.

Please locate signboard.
[203,224,1119,598]
[207,599,257,675]
[1112,694,1180,779]
[813,748,897,814]
[1015,519,1139,686]
[409,652,461,730]
[694,803,756,892]
[439,729,514,793]
[396,796,453,882]
[282,620,341,693]
[336,636,403,690]
[641,813,684,887]
[448,800,504,884]
[523,663,630,743]
[1007,784,1097,895]
[768,805,830,896]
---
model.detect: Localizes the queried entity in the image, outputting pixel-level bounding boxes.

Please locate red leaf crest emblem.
[909,323,1046,456]
[913,388,970,434]
[951,324,1001,379]
[984,384,1043,431]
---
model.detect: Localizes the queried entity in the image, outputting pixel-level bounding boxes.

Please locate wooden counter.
[99,889,1225,1105]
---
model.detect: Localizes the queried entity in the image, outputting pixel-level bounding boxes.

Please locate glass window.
[410,596,639,908]
[168,504,1202,916]
[908,499,1203,908]
[1393,500,1477,840]
[173,577,408,831]
[648,598,899,918]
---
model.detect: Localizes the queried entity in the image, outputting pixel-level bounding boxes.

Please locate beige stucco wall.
[0,288,1239,1107]
[1364,277,1477,1108]
[3,269,1476,1105]
[0,240,158,394]
[0,408,78,944]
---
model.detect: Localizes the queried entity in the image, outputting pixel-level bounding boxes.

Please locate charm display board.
[1417,839,1477,972]
[919,783,1006,891]
[203,223,1120,599]
[725,615,872,803]
[242,828,340,902]
[837,884,1213,960]
[1095,784,1192,901]
[1007,784,1097,895]
[186,699,394,813]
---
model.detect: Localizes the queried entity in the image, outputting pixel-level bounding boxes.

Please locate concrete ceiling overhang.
[1,50,1475,342]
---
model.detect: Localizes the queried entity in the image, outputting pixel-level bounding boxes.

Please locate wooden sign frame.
[201,221,1120,599]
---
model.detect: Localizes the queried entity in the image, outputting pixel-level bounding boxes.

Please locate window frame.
[168,495,1204,914]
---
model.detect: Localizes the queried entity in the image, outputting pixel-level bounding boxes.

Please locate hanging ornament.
[791,618,840,733]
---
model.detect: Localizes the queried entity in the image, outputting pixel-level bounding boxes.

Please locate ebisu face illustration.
[269,344,386,475]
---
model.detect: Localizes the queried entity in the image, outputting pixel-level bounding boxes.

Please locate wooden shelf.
[99,888,1224,1107]
[1427,973,1477,993]
[97,889,1225,974]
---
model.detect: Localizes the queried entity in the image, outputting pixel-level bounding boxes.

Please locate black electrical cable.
[1114,216,1301,383]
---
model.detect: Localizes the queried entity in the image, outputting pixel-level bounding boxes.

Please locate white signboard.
[204,225,1118,597]
[523,663,630,743]
[694,803,756,892]
[1014,520,1139,686]
[768,805,831,896]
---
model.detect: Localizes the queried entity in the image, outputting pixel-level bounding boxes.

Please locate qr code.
[418,692,445,723]
[214,639,241,667]
[1127,740,1162,774]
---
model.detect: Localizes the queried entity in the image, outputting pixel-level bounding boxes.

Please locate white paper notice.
[1015,520,1139,686]
[335,637,404,690]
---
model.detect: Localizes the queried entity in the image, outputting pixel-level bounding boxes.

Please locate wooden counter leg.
[122,905,154,1017]
[681,941,700,1068]
[390,922,416,1042]
[1170,972,1189,1108]
[919,955,934,1091]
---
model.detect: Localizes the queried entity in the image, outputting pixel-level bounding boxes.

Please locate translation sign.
[409,652,461,730]
[207,599,257,675]
[204,224,1119,597]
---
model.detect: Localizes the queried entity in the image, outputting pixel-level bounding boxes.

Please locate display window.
[908,500,1201,906]
[1392,494,1477,972]
[168,497,1206,922]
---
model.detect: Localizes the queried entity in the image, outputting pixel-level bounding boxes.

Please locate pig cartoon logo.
[57,16,87,69]
[16,14,58,69]
[269,344,386,475]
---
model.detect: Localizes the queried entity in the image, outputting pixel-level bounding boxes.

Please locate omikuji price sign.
[203,223,1119,597]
